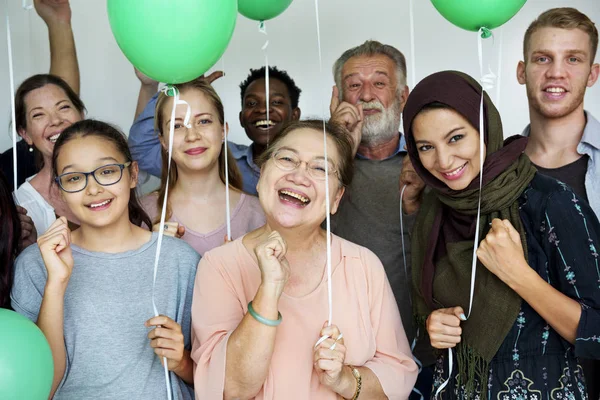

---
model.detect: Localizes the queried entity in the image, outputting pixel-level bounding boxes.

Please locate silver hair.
[332,40,408,99]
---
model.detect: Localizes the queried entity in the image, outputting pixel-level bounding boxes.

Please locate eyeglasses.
[55,162,132,193]
[271,149,338,180]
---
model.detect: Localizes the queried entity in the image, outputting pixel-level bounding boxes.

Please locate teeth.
[443,164,466,177]
[546,87,565,93]
[280,190,309,203]
[90,199,111,208]
[255,120,275,127]
[49,133,60,143]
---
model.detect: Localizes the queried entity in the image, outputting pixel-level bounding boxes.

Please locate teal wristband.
[247,301,282,326]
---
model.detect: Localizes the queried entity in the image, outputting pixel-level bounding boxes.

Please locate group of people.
[0,1,599,399]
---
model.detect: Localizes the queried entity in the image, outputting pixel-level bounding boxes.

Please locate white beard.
[360,98,402,146]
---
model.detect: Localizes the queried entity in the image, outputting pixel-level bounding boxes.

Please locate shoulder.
[13,244,47,286]
[227,141,249,158]
[15,243,44,267]
[140,192,159,218]
[160,235,201,266]
[336,235,385,277]
[524,173,579,206]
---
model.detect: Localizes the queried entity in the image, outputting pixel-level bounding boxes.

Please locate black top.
[534,156,589,202]
[432,173,600,399]
[0,140,38,192]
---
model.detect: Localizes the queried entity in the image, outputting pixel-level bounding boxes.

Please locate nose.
[184,125,202,142]
[286,161,312,185]
[359,84,375,103]
[49,110,64,126]
[435,148,453,171]
[257,100,274,116]
[545,59,566,79]
[85,174,104,196]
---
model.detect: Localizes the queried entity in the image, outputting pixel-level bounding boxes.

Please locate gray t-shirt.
[11,233,200,400]
[331,153,417,343]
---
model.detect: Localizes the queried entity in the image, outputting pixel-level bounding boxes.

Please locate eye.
[418,145,433,152]
[32,113,44,119]
[375,82,386,88]
[272,99,284,106]
[66,175,81,183]
[449,134,464,143]
[245,100,257,107]
[348,83,361,89]
[568,57,580,63]
[100,168,115,175]
[198,118,212,125]
[60,104,72,110]
[536,56,550,63]
[174,123,183,129]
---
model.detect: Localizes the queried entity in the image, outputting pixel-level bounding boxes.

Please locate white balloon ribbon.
[6,12,18,190]
[152,85,191,400]
[220,58,232,241]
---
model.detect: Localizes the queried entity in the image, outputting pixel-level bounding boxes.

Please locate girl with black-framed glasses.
[11,119,199,399]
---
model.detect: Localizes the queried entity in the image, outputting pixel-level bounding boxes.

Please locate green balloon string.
[480,27,492,39]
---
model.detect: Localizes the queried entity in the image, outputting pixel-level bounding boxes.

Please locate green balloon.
[431,0,527,32]
[238,0,293,21]
[0,309,53,399]
[107,0,237,84]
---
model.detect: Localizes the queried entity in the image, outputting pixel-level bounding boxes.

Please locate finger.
[490,218,505,233]
[452,306,466,321]
[432,341,460,349]
[315,358,343,373]
[177,225,186,238]
[145,315,180,330]
[204,71,224,84]
[16,206,27,215]
[330,85,340,115]
[153,347,182,361]
[356,103,363,122]
[502,219,522,244]
[319,324,342,342]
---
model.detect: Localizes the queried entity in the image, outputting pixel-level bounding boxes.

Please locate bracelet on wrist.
[247,301,282,327]
[349,366,362,400]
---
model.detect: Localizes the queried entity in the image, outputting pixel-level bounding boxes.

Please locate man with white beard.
[329,40,432,398]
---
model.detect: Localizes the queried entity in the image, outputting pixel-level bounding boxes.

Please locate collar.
[356,133,407,160]
[227,141,260,172]
[522,111,600,152]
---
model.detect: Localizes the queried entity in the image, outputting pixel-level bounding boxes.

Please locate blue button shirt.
[128,92,260,195]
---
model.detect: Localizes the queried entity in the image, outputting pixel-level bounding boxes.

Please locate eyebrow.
[343,71,390,81]
[29,99,70,114]
[531,49,588,57]
[61,156,120,173]
[414,126,465,144]
[245,91,287,99]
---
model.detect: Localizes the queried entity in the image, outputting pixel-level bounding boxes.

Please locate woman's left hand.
[313,323,350,394]
[146,315,186,373]
[477,218,527,286]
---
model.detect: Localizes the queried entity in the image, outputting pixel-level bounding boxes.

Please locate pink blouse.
[191,234,418,399]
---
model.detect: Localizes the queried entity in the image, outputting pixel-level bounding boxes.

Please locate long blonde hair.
[153,79,243,223]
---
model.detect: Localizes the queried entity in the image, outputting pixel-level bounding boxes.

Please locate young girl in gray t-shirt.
[11,120,200,399]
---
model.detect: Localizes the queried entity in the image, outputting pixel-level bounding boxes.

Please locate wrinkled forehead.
[275,128,340,161]
[25,84,70,110]
[342,54,398,82]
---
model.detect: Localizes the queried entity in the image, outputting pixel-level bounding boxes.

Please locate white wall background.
[1,0,599,154]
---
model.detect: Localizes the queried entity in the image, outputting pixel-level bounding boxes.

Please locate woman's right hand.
[153,222,185,239]
[254,231,290,295]
[37,217,74,286]
[426,306,465,349]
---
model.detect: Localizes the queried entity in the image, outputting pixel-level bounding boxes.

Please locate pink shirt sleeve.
[359,246,419,399]
[190,249,245,399]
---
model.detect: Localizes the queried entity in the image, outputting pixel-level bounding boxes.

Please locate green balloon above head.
[0,309,54,399]
[239,0,293,21]
[431,0,527,36]
[107,0,238,84]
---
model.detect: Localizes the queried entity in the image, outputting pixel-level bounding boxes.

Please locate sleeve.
[128,92,162,177]
[190,252,245,398]
[542,189,600,359]
[361,248,419,399]
[10,246,48,322]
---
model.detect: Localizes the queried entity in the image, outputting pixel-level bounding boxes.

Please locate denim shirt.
[128,92,260,195]
[522,111,600,217]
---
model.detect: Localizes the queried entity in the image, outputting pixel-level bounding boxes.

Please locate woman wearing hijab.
[403,70,600,399]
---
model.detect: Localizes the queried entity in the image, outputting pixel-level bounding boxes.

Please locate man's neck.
[525,107,587,168]
[357,134,399,160]
[252,143,266,164]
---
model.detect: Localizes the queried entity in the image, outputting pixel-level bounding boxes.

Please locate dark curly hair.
[239,66,302,109]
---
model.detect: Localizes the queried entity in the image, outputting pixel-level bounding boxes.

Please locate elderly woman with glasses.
[191,120,418,400]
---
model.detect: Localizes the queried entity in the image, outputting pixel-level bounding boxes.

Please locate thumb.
[451,306,467,321]
[356,103,363,122]
[502,219,522,245]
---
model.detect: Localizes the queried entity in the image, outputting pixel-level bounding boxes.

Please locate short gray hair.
[333,40,407,98]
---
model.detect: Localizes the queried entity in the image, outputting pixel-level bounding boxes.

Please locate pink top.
[141,192,265,256]
[191,234,418,400]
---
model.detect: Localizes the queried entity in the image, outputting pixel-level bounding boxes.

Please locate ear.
[292,107,301,121]
[587,63,599,88]
[18,127,33,146]
[238,111,245,129]
[516,61,527,85]
[129,161,140,189]
[399,85,410,112]
[330,186,345,215]
[159,132,168,150]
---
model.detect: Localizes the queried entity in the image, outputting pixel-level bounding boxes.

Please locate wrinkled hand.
[153,222,185,239]
[17,206,37,249]
[34,0,71,25]
[426,306,465,349]
[330,86,363,155]
[254,231,290,296]
[313,323,348,393]
[37,217,74,285]
[477,218,527,286]
[399,156,425,214]
[146,315,187,373]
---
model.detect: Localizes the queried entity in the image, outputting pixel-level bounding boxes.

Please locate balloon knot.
[480,27,492,39]
[162,85,178,97]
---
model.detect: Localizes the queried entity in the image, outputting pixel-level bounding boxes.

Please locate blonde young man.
[518,8,600,399]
